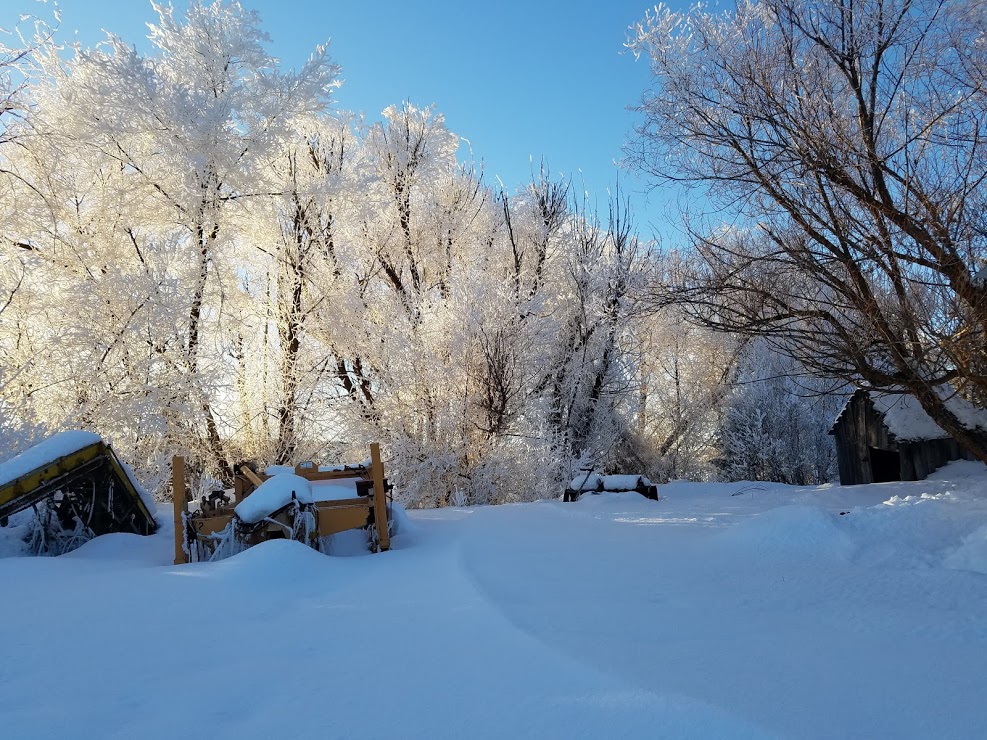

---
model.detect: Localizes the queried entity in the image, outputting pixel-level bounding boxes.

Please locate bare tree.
[629,0,987,463]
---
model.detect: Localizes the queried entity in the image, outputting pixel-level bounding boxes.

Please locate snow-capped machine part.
[562,470,659,502]
[0,432,158,555]
[173,443,393,564]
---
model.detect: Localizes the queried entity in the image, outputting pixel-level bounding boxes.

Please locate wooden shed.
[829,389,986,485]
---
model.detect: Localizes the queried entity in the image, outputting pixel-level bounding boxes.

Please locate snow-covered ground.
[3,462,987,739]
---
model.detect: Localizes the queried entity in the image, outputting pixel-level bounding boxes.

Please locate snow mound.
[222,537,325,567]
[235,474,314,524]
[61,532,167,565]
[943,525,987,575]
[320,527,373,556]
[200,539,334,589]
[388,501,410,535]
[570,490,658,511]
[928,459,987,480]
[847,492,970,567]
[263,464,293,476]
[715,505,854,560]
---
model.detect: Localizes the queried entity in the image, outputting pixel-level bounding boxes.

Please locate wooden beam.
[296,468,370,482]
[370,442,390,552]
[239,465,264,489]
[172,455,187,565]
[316,497,372,510]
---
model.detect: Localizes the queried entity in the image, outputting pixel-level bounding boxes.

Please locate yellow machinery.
[0,433,158,555]
[173,443,392,564]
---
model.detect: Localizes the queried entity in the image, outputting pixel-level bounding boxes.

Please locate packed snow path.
[2,463,987,739]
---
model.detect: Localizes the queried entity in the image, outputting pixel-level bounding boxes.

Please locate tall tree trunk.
[909,384,987,466]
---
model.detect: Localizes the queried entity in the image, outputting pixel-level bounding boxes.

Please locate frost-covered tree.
[0,9,58,454]
[629,0,987,463]
[12,0,340,476]
[622,309,748,481]
[717,342,844,484]
[0,2,658,506]
[229,112,360,465]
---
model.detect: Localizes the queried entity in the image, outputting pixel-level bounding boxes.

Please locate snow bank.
[715,504,855,560]
[235,474,314,524]
[388,501,410,536]
[0,508,31,557]
[837,478,987,569]
[319,527,374,556]
[0,430,102,486]
[61,532,166,566]
[944,524,987,574]
[221,537,327,569]
[4,461,987,739]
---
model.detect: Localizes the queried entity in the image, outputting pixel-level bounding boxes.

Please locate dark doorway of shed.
[869,447,901,483]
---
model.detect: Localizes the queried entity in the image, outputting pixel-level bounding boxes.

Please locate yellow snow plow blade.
[0,437,157,549]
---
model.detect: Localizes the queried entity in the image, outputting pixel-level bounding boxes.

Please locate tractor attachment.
[0,431,158,555]
[174,443,393,564]
[563,472,659,502]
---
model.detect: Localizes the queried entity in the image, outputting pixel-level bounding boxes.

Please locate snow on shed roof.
[833,389,987,442]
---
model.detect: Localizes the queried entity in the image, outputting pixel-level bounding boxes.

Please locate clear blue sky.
[8,0,689,237]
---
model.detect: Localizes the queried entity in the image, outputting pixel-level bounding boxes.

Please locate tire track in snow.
[453,500,778,738]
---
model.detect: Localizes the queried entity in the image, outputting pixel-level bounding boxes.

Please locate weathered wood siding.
[898,438,976,481]
[831,392,898,485]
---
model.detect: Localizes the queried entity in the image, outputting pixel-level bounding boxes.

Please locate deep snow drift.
[2,462,987,739]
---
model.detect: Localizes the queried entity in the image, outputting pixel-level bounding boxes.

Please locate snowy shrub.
[716,343,844,485]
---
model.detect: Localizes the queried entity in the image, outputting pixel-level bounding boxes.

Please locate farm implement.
[0,431,158,555]
[563,471,659,502]
[173,443,393,564]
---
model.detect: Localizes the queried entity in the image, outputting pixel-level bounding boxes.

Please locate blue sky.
[8,0,687,238]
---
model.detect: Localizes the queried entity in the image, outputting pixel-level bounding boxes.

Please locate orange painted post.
[172,455,188,565]
[370,443,390,552]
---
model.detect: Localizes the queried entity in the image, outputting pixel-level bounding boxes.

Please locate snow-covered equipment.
[174,443,394,563]
[562,471,659,502]
[0,431,158,555]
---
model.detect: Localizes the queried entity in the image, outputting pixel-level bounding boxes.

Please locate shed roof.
[832,389,987,441]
